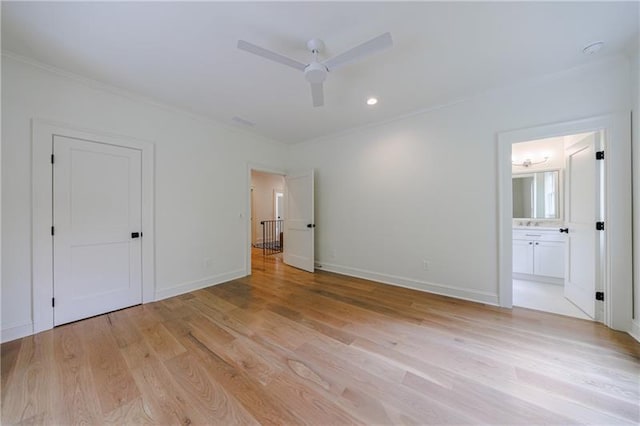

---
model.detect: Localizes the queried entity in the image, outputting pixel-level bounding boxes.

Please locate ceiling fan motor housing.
[304,62,328,84]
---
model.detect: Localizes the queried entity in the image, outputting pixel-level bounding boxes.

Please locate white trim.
[497,114,632,332]
[317,262,499,306]
[629,320,640,343]
[155,269,245,301]
[32,119,155,334]
[1,322,34,344]
[246,163,286,275]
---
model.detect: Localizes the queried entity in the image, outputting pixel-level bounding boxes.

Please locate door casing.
[497,114,632,332]
[32,119,155,334]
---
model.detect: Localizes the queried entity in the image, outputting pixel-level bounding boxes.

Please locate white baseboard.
[512,272,563,286]
[155,269,246,301]
[630,319,640,343]
[1,322,34,343]
[316,262,499,306]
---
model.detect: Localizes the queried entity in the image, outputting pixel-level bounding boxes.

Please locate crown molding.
[294,54,627,147]
[1,50,286,148]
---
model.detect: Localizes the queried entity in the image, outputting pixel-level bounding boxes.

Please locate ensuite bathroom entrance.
[510,131,603,320]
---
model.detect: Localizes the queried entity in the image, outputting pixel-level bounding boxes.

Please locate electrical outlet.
[330,249,336,259]
[423,259,430,271]
[204,257,213,268]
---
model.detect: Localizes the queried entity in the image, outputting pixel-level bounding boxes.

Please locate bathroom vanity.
[513,227,565,284]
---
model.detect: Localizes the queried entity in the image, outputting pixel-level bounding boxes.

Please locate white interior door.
[564,133,600,318]
[53,135,143,326]
[284,169,315,272]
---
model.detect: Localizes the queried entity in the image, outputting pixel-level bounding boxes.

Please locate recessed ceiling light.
[366,97,378,106]
[583,41,604,55]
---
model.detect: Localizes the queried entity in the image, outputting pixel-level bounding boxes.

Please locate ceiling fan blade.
[323,32,393,71]
[310,82,324,107]
[237,40,306,71]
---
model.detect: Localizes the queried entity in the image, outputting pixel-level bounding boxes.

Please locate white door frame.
[497,113,632,331]
[32,119,155,334]
[245,163,286,275]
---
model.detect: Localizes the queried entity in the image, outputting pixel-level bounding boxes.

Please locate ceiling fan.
[237,32,393,107]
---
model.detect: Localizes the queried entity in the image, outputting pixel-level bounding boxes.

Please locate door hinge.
[595,291,604,301]
[595,151,604,160]
[51,154,55,164]
[596,221,605,231]
[51,226,55,236]
[52,297,55,308]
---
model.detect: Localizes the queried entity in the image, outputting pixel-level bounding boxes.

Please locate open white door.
[284,169,315,272]
[564,132,600,318]
[53,136,143,325]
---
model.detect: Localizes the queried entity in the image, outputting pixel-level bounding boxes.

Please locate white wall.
[289,55,633,305]
[251,171,284,243]
[1,55,288,340]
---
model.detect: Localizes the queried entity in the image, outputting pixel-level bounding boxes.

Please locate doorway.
[251,170,285,263]
[497,114,633,331]
[246,166,316,275]
[510,132,599,320]
[32,120,155,334]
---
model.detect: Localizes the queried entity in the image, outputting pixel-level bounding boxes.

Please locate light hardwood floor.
[2,248,639,424]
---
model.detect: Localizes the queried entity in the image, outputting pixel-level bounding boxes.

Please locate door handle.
[559,228,569,234]
[131,232,142,238]
[306,224,316,228]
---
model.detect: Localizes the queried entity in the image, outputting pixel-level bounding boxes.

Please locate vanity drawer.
[513,229,566,242]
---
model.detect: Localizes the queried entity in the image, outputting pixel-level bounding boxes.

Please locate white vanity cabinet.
[512,228,565,281]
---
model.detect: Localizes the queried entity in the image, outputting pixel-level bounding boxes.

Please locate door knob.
[559,228,569,234]
[131,232,142,238]
[306,224,316,228]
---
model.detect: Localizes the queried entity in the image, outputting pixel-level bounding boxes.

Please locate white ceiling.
[2,2,638,144]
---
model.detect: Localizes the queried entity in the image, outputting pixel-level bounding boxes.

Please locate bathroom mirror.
[512,170,560,219]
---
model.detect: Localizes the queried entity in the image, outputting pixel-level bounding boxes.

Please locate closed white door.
[53,136,143,326]
[564,133,600,318]
[283,169,315,272]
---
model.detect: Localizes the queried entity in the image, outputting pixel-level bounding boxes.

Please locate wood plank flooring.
[2,248,639,424]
